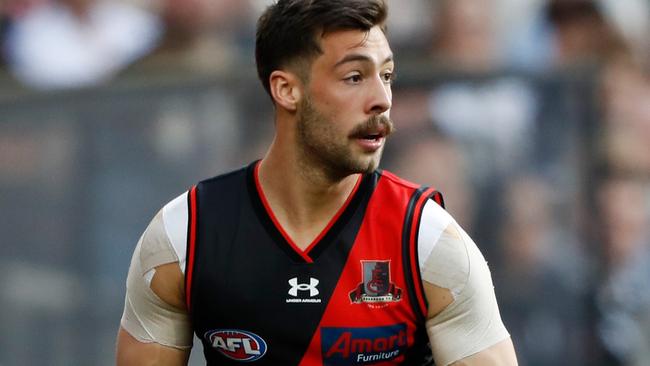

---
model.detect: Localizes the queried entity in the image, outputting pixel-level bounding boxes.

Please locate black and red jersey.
[185,161,444,365]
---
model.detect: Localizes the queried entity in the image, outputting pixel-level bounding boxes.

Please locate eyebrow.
[334,53,394,69]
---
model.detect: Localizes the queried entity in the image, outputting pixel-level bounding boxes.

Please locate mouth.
[351,126,388,141]
[359,133,383,141]
[351,127,388,152]
[348,116,394,153]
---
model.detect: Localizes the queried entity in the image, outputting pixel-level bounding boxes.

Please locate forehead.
[315,26,392,67]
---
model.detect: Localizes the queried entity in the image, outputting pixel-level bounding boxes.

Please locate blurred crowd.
[0,0,259,88]
[1,0,649,87]
[1,0,649,365]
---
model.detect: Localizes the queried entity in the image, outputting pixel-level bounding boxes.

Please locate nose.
[365,75,392,116]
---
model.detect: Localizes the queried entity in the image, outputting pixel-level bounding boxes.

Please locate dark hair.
[255,0,388,97]
[546,0,603,24]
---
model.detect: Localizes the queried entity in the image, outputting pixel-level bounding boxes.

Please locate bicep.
[449,338,517,366]
[116,327,190,366]
[119,246,193,347]
[118,209,194,362]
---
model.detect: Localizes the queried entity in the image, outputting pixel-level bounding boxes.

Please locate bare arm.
[419,201,517,366]
[116,194,194,365]
[116,260,192,365]
[449,338,517,366]
[116,327,190,366]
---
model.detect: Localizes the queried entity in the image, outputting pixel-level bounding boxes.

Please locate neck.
[257,136,360,249]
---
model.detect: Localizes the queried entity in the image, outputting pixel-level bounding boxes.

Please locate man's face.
[296,26,394,177]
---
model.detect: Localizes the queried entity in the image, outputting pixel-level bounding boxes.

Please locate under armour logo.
[288,277,319,297]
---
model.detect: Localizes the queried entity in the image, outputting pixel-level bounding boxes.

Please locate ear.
[269,70,303,112]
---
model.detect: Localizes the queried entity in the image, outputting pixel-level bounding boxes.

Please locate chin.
[348,156,381,174]
[363,159,380,173]
[319,148,383,178]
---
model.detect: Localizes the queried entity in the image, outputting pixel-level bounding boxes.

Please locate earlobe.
[269,71,302,112]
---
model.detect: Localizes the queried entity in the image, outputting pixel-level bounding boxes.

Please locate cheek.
[309,93,349,121]
[309,77,360,107]
[311,86,348,111]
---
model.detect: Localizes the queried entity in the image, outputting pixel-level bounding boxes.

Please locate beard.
[296,93,394,180]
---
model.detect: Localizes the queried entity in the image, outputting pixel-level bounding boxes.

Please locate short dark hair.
[547,0,603,25]
[255,0,388,97]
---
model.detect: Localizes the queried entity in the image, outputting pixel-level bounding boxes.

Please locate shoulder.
[154,165,252,270]
[160,191,189,271]
[161,192,189,241]
[138,191,189,274]
[418,208,485,301]
[417,199,454,270]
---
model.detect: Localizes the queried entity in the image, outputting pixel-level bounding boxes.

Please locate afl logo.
[205,329,267,362]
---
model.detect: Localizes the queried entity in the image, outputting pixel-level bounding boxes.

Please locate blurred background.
[1,0,649,365]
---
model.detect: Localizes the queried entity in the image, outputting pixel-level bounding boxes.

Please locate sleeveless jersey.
[185,162,444,365]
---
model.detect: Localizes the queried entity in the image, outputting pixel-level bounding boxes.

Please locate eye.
[344,73,363,84]
[382,71,395,84]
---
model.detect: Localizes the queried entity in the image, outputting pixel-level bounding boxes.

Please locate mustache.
[348,115,395,138]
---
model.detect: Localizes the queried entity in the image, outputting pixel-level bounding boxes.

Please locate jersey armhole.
[402,187,445,321]
[184,185,198,311]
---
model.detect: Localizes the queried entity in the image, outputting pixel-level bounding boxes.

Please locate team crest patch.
[349,260,402,307]
[204,329,267,362]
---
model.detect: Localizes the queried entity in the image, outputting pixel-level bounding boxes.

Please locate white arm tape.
[120,197,193,349]
[418,200,510,366]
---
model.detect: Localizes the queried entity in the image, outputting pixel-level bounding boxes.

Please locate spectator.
[3,0,162,89]
[598,0,650,64]
[430,0,499,72]
[132,0,255,74]
[597,176,650,366]
[426,0,540,181]
[495,175,588,366]
[546,0,628,68]
[600,55,650,174]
